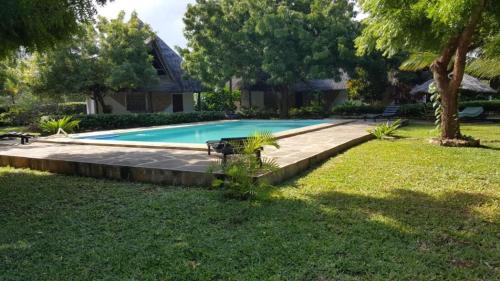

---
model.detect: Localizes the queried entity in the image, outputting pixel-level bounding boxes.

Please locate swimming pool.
[79,120,331,144]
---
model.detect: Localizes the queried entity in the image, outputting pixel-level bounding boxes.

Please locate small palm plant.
[369,119,402,139]
[39,116,80,135]
[210,131,280,200]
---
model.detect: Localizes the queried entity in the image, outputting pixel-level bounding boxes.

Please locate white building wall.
[183,93,195,112]
[85,97,96,115]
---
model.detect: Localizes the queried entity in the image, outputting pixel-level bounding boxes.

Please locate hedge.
[74,111,225,131]
[332,100,500,117]
[0,102,87,126]
[459,100,500,112]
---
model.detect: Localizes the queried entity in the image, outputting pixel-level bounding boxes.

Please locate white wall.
[85,97,96,114]
[183,93,195,112]
[165,93,195,113]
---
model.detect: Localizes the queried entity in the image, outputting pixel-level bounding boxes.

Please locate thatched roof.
[293,76,349,92]
[144,37,201,93]
[410,74,497,94]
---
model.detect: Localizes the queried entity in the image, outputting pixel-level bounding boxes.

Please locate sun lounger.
[225,112,240,119]
[0,132,35,144]
[458,107,484,119]
[207,137,262,165]
[364,105,400,121]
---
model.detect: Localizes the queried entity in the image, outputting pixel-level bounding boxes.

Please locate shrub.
[399,103,428,117]
[289,104,326,118]
[196,88,241,112]
[238,107,279,119]
[209,131,280,200]
[54,102,87,115]
[459,100,500,113]
[73,111,225,131]
[368,119,402,139]
[39,116,81,135]
[332,101,384,115]
[0,102,87,126]
[0,107,37,126]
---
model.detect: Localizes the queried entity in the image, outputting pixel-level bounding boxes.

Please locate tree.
[33,12,158,113]
[181,0,358,118]
[196,87,241,112]
[0,0,109,58]
[356,0,500,141]
[0,54,28,105]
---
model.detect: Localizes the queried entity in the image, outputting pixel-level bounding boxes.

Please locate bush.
[289,104,326,118]
[73,111,225,131]
[333,102,429,118]
[0,102,87,126]
[368,119,402,139]
[332,101,384,115]
[209,131,279,200]
[53,102,87,115]
[459,100,500,113]
[196,88,241,112]
[39,116,80,135]
[238,107,279,119]
[399,104,428,117]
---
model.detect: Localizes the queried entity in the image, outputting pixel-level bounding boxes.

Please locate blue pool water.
[80,120,329,144]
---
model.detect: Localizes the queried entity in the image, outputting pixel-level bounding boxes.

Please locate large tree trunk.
[430,0,485,140]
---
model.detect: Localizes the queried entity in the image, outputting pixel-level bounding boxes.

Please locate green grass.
[0,123,499,280]
[0,126,27,134]
[0,126,38,135]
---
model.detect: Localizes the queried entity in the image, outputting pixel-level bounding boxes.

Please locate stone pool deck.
[0,121,375,186]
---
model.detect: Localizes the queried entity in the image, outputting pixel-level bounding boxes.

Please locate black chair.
[206,137,262,165]
[0,132,35,144]
[364,105,400,121]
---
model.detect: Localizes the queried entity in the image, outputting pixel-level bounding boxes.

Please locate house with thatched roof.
[86,37,202,114]
[234,72,349,111]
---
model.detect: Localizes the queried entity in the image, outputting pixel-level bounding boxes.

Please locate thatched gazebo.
[410,74,497,95]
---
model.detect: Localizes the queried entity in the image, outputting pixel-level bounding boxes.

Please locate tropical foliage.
[0,0,108,58]
[356,0,500,141]
[210,131,280,200]
[181,0,358,117]
[32,11,158,113]
[39,116,80,135]
[368,119,402,139]
[196,87,241,112]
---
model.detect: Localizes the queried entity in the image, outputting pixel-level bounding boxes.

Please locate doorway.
[172,94,184,112]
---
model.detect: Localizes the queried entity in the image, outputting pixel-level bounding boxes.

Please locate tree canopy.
[32,11,158,113]
[0,0,109,58]
[356,0,500,141]
[181,0,358,117]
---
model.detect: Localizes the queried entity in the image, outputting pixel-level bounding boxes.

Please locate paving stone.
[0,121,375,186]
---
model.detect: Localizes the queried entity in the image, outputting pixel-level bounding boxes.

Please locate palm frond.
[466,58,500,79]
[244,130,280,154]
[399,52,438,71]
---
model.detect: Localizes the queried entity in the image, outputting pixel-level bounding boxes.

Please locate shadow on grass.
[0,169,498,280]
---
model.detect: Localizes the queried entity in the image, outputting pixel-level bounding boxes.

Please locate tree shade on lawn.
[356,0,500,141]
[0,124,498,280]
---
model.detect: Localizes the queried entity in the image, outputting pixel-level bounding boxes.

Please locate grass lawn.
[0,123,498,280]
[0,126,37,135]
